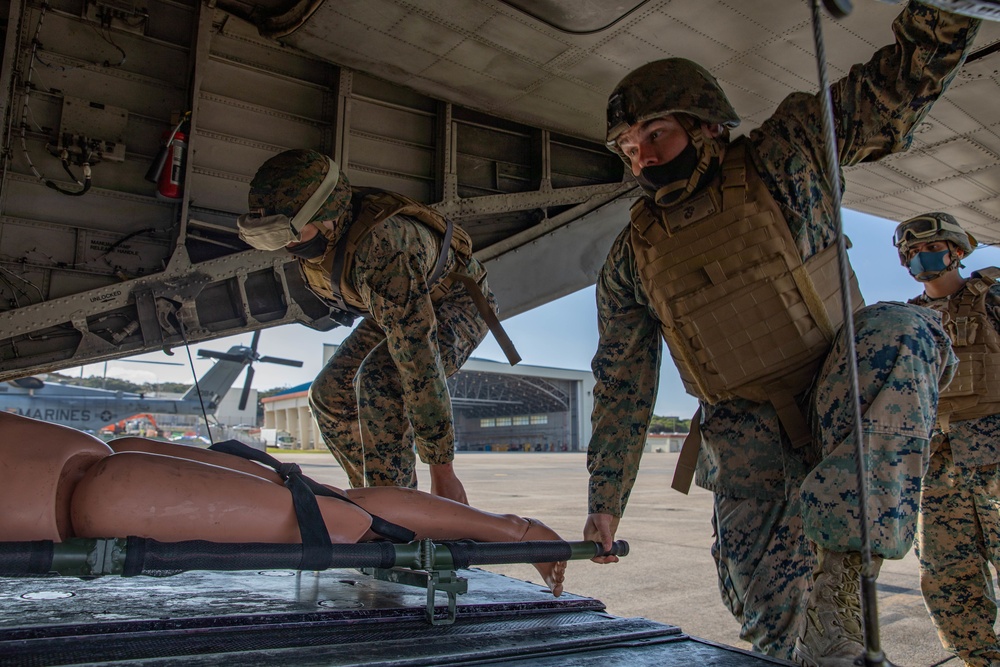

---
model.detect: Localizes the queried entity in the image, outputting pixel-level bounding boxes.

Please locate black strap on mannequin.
[208,440,416,550]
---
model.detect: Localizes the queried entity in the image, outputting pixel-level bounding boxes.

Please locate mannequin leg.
[71,451,372,543]
[0,412,112,541]
[109,439,566,594]
[108,436,287,485]
[70,452,565,594]
[345,486,567,595]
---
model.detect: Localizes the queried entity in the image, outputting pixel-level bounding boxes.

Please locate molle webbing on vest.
[331,192,473,312]
[631,138,864,425]
[298,191,521,365]
[298,191,473,314]
[921,268,1000,428]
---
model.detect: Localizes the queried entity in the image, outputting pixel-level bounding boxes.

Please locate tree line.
[648,415,691,433]
[46,372,290,401]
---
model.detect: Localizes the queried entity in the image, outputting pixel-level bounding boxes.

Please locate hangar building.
[262,344,595,453]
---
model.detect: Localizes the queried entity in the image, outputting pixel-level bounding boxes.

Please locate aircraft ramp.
[0,567,789,666]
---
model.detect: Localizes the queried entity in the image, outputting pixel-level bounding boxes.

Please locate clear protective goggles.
[892,214,965,248]
[237,157,340,251]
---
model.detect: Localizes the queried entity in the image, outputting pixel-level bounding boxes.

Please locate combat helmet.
[893,212,976,263]
[239,149,352,251]
[606,58,740,151]
[893,212,977,281]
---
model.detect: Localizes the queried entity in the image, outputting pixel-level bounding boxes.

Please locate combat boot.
[793,547,882,667]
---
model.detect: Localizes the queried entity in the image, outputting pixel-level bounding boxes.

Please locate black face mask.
[286,232,330,260]
[636,141,700,198]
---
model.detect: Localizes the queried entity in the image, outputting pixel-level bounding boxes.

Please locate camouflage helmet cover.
[248,149,352,227]
[893,211,977,265]
[606,58,740,148]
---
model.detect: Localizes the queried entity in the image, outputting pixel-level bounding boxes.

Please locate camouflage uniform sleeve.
[587,225,662,517]
[834,2,979,165]
[352,216,455,460]
[750,3,980,251]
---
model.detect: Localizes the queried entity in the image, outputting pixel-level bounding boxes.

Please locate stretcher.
[0,536,790,666]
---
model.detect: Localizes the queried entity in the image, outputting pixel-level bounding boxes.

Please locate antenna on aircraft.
[196,331,303,410]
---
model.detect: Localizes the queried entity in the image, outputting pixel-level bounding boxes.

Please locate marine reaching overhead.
[238,150,518,505]
[895,212,1000,667]
[584,3,979,665]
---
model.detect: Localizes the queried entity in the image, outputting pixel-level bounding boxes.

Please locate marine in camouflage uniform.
[585,4,978,664]
[241,149,497,503]
[895,212,1000,667]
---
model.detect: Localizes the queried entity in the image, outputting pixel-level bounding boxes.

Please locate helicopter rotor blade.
[239,365,255,411]
[257,356,304,368]
[121,359,185,366]
[197,334,302,411]
[198,350,250,364]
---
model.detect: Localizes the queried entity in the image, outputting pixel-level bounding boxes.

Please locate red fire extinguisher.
[157,129,185,200]
[145,120,188,200]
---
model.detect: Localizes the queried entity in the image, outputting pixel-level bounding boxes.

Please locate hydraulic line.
[18,2,93,197]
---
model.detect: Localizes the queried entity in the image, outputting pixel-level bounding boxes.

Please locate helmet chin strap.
[645,116,726,206]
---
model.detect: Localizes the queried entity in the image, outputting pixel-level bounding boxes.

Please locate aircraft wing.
[1,0,998,381]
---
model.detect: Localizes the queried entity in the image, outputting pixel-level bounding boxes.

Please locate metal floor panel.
[0,568,789,666]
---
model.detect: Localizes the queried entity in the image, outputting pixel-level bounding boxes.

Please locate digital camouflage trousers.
[309,286,489,489]
[709,302,955,659]
[917,439,1000,667]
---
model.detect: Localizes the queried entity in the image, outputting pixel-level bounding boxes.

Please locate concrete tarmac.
[286,450,964,667]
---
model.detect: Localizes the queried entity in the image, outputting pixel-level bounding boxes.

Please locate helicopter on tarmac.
[0,332,301,433]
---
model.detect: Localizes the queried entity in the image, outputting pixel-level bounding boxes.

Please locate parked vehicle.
[260,428,296,449]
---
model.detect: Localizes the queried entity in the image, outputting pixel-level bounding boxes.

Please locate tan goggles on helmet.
[237,157,340,251]
[892,215,965,247]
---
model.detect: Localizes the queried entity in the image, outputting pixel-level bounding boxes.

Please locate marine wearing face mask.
[584,5,979,665]
[894,212,977,282]
[605,59,734,207]
[237,149,513,507]
[895,212,1000,667]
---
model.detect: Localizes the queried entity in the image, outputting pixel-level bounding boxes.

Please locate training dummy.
[0,412,565,596]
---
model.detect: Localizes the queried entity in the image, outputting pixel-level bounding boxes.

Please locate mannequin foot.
[523,518,566,597]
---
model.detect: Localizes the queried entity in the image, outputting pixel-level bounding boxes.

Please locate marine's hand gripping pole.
[808,1,891,665]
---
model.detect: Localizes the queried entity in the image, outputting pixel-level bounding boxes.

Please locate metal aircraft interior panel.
[264,0,1000,236]
[1,0,999,380]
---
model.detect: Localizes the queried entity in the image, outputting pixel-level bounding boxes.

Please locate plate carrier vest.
[910,267,1000,430]
[631,138,864,462]
[298,190,520,365]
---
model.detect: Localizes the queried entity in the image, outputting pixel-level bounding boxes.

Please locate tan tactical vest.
[299,190,472,312]
[299,190,520,365]
[911,268,1000,429]
[632,138,864,446]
